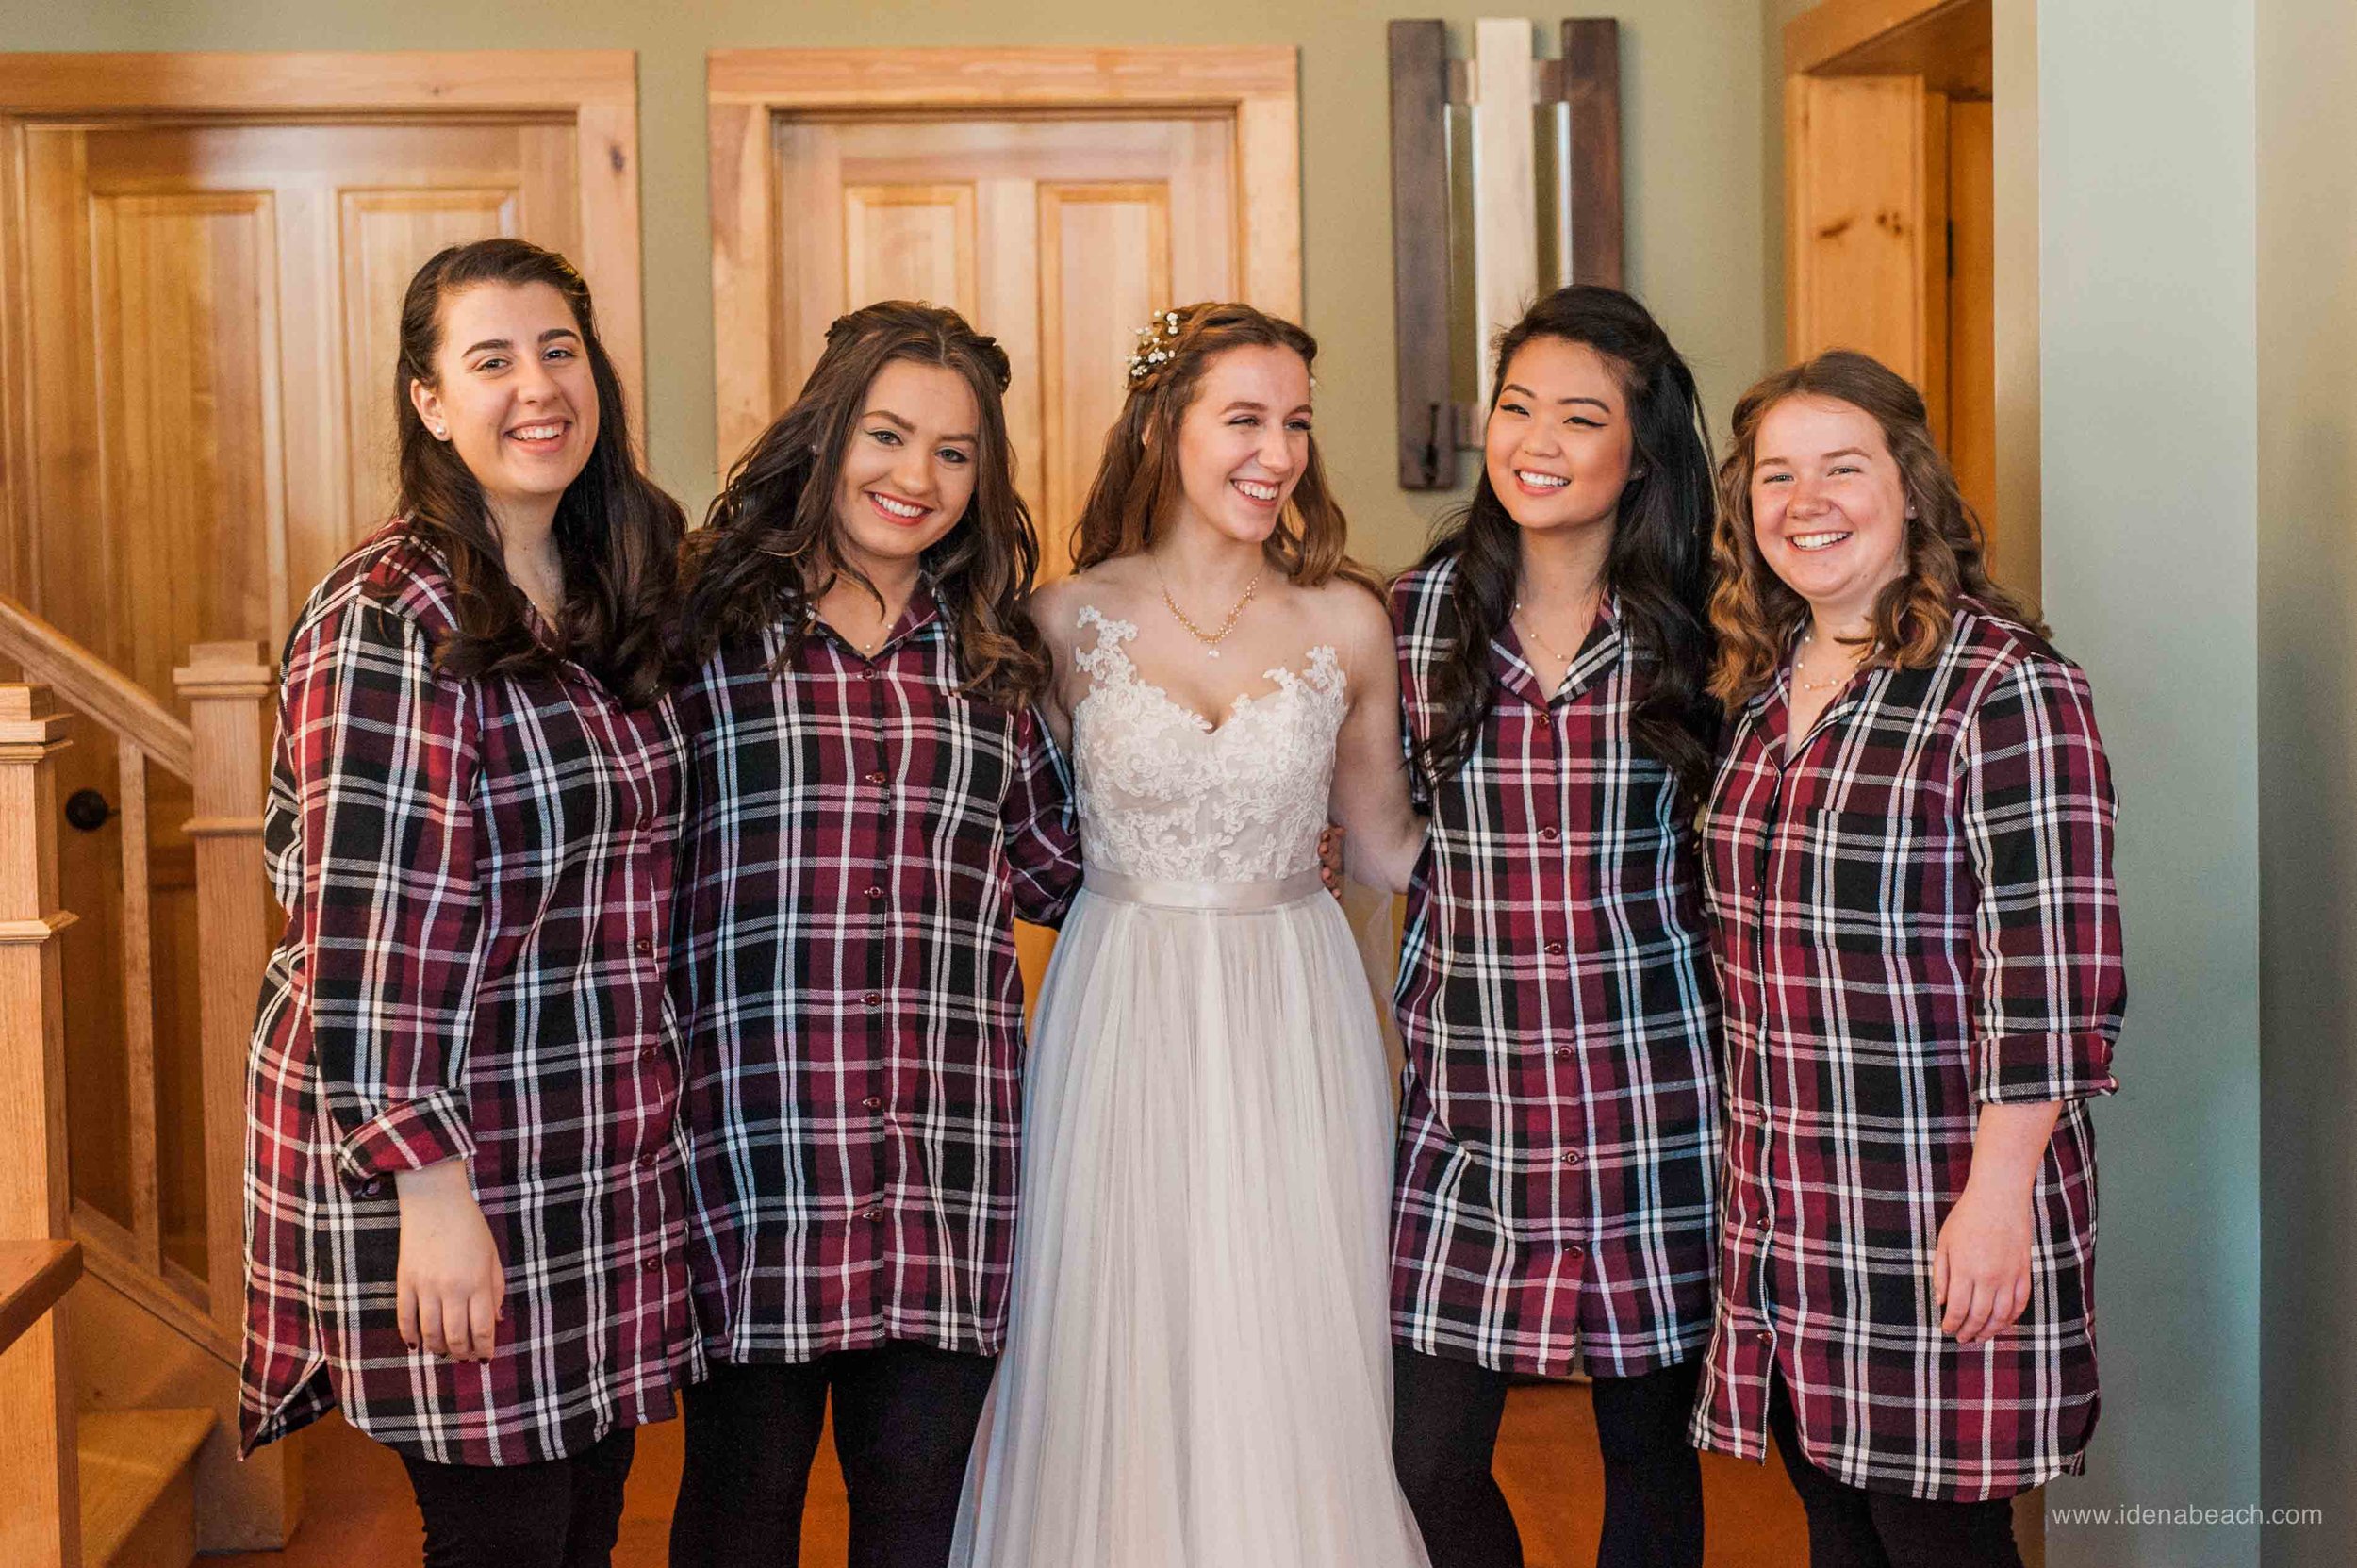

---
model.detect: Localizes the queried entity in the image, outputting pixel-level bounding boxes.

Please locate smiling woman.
[239,237,697,1568]
[1694,350,2124,1568]
[664,300,1081,1568]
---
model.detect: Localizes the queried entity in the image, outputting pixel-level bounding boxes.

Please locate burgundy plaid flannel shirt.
[241,525,701,1465]
[1690,601,2124,1500]
[1387,557,1723,1379]
[669,586,1080,1365]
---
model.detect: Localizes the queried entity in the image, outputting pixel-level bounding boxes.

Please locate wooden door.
[1784,74,1951,437]
[1945,98,1997,542]
[709,48,1300,998]
[771,116,1238,565]
[3,102,601,1262]
[711,47,1301,579]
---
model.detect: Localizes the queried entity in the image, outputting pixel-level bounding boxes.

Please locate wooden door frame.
[0,50,645,437]
[706,45,1302,475]
[1779,0,2038,599]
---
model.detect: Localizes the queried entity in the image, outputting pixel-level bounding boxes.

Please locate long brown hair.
[392,238,683,706]
[1414,286,1719,802]
[1068,302,1373,590]
[674,301,1047,708]
[1707,349,2044,706]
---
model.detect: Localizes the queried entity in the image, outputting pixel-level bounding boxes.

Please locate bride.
[951,303,1431,1567]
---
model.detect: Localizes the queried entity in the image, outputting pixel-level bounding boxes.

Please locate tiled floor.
[214,1382,1808,1567]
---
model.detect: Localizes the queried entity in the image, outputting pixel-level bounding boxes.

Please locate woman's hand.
[395,1160,505,1362]
[1317,824,1345,899]
[1931,1098,2062,1345]
[1932,1184,2033,1345]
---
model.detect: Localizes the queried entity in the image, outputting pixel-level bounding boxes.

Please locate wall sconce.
[1388,18,1625,489]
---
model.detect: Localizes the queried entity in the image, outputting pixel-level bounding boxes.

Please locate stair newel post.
[0,685,82,1568]
[173,642,275,1346]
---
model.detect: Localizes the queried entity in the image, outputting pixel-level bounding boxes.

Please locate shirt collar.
[809,578,945,662]
[1491,592,1625,709]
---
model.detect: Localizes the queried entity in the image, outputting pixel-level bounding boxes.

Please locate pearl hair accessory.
[1127,309,1183,384]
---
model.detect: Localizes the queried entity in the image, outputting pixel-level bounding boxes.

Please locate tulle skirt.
[952,869,1429,1567]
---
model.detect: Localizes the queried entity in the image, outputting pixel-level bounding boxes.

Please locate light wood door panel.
[1945,98,1997,548]
[12,113,578,1246]
[765,114,1235,576]
[1784,74,1949,439]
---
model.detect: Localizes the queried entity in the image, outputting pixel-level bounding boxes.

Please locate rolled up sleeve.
[282,600,486,1188]
[1956,656,2125,1104]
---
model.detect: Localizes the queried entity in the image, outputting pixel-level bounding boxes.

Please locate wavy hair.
[1068,301,1376,591]
[392,238,683,705]
[1412,285,1720,801]
[673,301,1047,708]
[1706,349,2044,707]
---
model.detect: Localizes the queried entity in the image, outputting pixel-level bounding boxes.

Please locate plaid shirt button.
[1558,1149,1582,1166]
[862,991,882,1008]
[862,1097,882,1111]
[634,937,652,955]
[1543,940,1566,956]
[864,883,884,899]
[1538,823,1560,841]
[865,769,888,784]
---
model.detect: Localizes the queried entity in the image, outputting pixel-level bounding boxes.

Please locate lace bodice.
[1067,605,1346,883]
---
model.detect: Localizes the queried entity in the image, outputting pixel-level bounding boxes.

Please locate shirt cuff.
[333,1090,477,1192]
[1974,1032,2118,1105]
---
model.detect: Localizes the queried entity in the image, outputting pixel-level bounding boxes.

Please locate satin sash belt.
[1081,866,1327,913]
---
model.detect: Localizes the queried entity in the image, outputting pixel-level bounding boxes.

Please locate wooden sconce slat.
[1387,19,1455,490]
[1387,18,1626,491]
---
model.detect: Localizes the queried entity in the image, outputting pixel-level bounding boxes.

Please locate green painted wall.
[1,0,1768,573]
[2255,0,2357,1559]
[2036,3,2261,1563]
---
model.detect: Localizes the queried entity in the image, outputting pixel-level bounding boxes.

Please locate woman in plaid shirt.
[1387,287,1724,1568]
[663,303,1083,1568]
[240,239,694,1567]
[1693,350,2123,1568]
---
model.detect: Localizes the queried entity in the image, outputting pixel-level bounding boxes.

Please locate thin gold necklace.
[1154,557,1264,659]
[1511,586,1596,669]
[1794,629,1861,693]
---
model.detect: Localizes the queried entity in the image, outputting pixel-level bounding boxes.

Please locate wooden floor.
[214,1382,1809,1567]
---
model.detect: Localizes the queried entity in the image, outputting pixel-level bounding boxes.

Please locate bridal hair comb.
[1126,308,1184,385]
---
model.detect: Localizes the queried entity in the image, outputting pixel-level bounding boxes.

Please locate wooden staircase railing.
[0,598,275,1372]
[0,684,86,1568]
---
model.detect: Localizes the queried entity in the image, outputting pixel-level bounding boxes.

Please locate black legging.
[1767,1375,2023,1568]
[400,1426,636,1568]
[668,1342,998,1568]
[1391,1346,1705,1568]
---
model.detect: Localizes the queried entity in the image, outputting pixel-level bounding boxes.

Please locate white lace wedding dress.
[951,606,1429,1568]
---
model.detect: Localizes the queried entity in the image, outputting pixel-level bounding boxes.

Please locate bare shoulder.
[1296,573,1396,658]
[1030,564,1137,652]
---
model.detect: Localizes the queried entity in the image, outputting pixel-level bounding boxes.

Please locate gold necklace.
[1794,629,1861,693]
[1511,587,1596,669]
[1154,558,1264,659]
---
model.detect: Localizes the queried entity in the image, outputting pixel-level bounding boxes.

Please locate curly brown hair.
[1706,349,2043,706]
[1068,301,1376,592]
[674,301,1047,709]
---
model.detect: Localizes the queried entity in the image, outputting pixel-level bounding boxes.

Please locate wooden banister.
[0,595,193,781]
[173,641,276,1345]
[0,1241,81,1356]
[0,685,83,1568]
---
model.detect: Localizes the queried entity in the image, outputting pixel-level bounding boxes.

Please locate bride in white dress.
[952,304,1431,1568]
